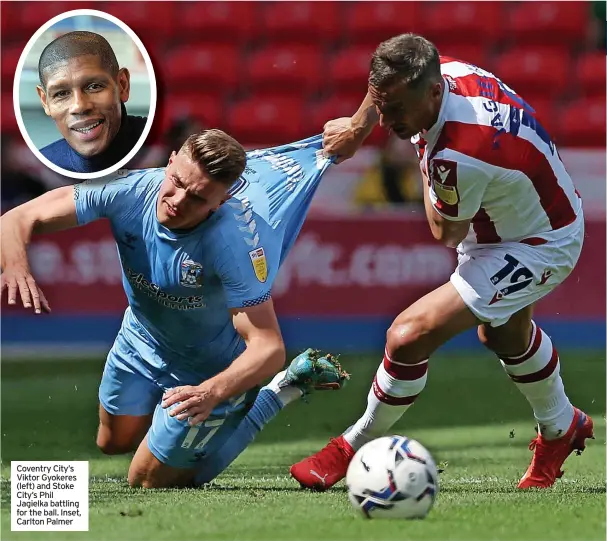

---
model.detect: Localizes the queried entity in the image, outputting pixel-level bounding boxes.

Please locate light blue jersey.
[74,135,332,468]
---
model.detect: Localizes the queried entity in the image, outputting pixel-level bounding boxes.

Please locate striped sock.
[500,321,574,440]
[344,348,428,451]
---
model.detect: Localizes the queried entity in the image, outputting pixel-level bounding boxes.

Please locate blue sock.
[194,388,284,485]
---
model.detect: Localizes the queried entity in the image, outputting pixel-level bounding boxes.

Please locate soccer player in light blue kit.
[1,129,347,488]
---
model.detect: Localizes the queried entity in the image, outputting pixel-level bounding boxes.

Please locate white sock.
[264,370,303,407]
[344,350,428,451]
[500,321,574,440]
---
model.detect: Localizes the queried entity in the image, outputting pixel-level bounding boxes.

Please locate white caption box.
[11,461,89,531]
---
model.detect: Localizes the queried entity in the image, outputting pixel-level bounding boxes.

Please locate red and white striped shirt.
[413,57,582,252]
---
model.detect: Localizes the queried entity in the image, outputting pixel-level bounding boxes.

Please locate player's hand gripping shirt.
[74,135,331,372]
[412,57,583,252]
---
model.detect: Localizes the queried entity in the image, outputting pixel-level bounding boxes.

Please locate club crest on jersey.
[249,247,268,283]
[180,260,204,288]
[431,159,460,206]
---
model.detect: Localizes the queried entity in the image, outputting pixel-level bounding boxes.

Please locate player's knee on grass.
[128,411,249,489]
[145,396,252,472]
[128,472,192,490]
[127,449,195,489]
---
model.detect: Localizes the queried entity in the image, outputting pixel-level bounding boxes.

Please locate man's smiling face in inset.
[37,54,130,157]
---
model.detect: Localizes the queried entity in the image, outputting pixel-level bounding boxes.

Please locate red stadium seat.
[158,93,225,134]
[422,2,504,44]
[178,2,259,44]
[260,2,340,44]
[493,47,570,98]
[164,45,240,94]
[557,98,605,147]
[246,45,324,94]
[506,1,588,46]
[309,94,388,146]
[102,2,176,39]
[309,94,365,133]
[331,46,374,92]
[11,2,100,39]
[227,96,310,146]
[345,2,421,46]
[576,52,607,98]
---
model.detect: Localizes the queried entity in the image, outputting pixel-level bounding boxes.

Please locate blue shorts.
[99,324,258,469]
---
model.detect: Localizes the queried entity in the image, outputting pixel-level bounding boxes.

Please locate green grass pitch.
[1,350,605,540]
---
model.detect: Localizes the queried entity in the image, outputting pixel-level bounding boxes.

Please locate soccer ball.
[346,435,439,519]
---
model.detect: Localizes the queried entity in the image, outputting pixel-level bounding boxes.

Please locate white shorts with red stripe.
[450,215,584,327]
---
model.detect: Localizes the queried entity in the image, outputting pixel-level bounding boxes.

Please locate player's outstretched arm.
[161,299,285,425]
[1,186,78,313]
[323,92,379,163]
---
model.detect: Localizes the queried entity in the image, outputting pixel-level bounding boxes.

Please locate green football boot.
[279,348,349,394]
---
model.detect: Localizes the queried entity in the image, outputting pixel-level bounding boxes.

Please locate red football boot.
[518,407,595,489]
[290,435,356,491]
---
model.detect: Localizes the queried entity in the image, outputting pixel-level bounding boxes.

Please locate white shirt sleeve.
[427,150,492,221]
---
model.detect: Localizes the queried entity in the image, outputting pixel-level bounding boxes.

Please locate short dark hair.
[179,129,247,186]
[38,31,119,89]
[369,33,441,91]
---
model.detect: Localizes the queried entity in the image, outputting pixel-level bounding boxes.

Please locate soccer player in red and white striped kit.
[290,33,594,491]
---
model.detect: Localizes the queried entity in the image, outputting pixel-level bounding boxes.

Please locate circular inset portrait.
[14,9,156,179]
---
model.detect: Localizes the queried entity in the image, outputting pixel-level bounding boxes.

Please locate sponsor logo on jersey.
[249,247,268,283]
[431,159,460,206]
[180,259,204,288]
[125,267,205,310]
